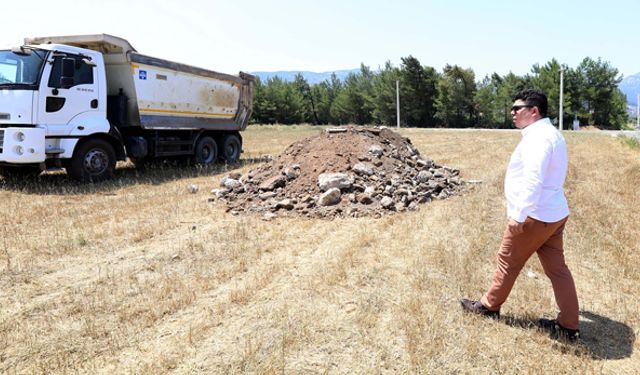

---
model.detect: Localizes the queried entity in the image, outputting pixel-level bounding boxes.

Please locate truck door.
[37,54,98,135]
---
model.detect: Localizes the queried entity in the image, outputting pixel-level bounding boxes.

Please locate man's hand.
[508,218,525,235]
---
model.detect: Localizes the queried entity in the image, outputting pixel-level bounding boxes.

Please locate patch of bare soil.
[211,126,464,219]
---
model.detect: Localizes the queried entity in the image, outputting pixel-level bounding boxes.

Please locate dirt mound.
[211,126,464,219]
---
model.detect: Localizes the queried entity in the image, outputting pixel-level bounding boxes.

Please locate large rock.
[359,194,373,204]
[405,144,419,156]
[380,196,394,208]
[417,159,434,168]
[448,176,462,185]
[369,145,384,157]
[275,199,294,210]
[259,192,277,200]
[210,188,226,198]
[416,170,433,183]
[259,176,286,191]
[283,165,301,180]
[318,188,342,206]
[352,162,374,176]
[220,176,242,190]
[318,173,353,192]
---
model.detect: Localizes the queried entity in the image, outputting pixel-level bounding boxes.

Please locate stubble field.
[1,125,639,374]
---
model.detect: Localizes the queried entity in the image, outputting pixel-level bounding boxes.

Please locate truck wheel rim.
[202,145,214,163]
[83,149,109,175]
[226,144,237,158]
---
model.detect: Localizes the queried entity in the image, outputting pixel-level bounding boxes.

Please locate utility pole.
[559,67,564,131]
[396,80,400,129]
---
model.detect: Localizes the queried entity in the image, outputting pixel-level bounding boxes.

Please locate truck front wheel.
[194,136,218,165]
[220,134,241,163]
[67,139,116,182]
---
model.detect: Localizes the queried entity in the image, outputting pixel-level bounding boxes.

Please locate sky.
[2,0,638,79]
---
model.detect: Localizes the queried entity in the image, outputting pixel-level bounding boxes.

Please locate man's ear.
[531,106,541,117]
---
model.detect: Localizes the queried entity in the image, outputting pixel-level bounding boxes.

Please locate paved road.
[417,127,640,140]
[607,130,640,140]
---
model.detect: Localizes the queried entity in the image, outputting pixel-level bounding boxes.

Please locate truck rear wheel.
[194,136,218,165]
[67,139,116,182]
[220,134,241,163]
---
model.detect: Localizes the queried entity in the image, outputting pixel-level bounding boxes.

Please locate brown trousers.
[480,216,580,330]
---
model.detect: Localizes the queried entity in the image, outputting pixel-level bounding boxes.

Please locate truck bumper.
[0,127,46,164]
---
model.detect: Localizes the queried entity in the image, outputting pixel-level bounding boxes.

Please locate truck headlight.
[15,132,25,142]
[15,146,24,155]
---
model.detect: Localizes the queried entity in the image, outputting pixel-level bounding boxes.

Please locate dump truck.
[0,34,253,181]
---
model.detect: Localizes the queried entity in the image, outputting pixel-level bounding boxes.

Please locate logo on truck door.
[139,70,147,80]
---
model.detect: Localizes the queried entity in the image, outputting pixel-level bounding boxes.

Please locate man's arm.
[508,135,554,223]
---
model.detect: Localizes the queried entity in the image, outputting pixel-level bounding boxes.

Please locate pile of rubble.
[210,126,465,219]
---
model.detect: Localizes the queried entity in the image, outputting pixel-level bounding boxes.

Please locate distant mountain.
[620,73,640,106]
[251,69,360,85]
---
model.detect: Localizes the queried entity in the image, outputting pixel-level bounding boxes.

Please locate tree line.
[251,56,629,129]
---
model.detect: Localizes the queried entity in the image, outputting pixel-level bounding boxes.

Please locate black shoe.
[539,318,580,342]
[460,298,500,319]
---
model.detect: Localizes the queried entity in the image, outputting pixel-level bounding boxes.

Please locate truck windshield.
[0,49,46,88]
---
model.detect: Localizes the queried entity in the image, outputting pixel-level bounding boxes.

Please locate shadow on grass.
[501,310,634,360]
[0,156,271,196]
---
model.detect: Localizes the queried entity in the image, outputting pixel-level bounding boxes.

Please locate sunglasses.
[511,105,533,113]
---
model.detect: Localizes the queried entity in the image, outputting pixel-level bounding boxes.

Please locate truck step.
[44,167,65,172]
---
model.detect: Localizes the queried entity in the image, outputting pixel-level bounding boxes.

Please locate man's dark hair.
[513,89,548,118]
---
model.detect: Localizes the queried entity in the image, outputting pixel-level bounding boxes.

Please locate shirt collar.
[521,117,552,136]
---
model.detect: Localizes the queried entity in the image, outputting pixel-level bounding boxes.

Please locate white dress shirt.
[505,117,570,223]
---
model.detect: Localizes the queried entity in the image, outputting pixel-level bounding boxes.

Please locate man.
[460,89,580,341]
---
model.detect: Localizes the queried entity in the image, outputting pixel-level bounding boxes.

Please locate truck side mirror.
[60,57,75,89]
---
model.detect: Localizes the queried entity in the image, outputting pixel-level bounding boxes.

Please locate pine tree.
[371,61,401,125]
[399,56,438,127]
[435,65,477,128]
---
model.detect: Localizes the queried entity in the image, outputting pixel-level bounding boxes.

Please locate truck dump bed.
[25,34,253,131]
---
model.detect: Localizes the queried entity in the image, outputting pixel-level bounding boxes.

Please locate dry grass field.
[1,125,639,374]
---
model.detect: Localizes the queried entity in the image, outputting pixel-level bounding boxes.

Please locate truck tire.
[194,136,218,165]
[219,134,241,163]
[67,139,116,182]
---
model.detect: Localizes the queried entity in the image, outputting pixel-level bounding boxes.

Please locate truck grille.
[0,129,4,153]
